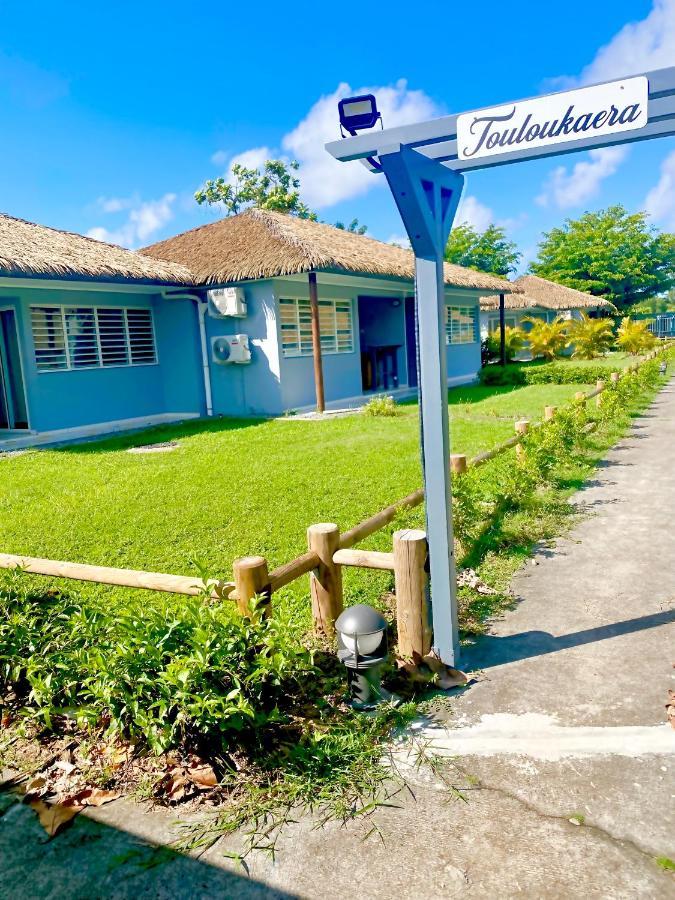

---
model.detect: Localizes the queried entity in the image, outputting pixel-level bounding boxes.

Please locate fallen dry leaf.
[397,651,468,690]
[188,763,218,790]
[64,788,119,808]
[25,775,49,797]
[29,799,80,838]
[666,690,675,729]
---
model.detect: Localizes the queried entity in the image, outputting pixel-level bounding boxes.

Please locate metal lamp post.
[335,604,389,709]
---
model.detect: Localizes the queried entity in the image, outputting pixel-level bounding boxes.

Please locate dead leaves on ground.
[396,652,469,691]
[154,756,218,804]
[667,689,675,729]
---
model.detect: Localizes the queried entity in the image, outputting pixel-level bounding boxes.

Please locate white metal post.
[415,254,459,664]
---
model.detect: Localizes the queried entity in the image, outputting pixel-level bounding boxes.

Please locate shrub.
[0,578,317,755]
[524,363,618,385]
[523,317,570,361]
[568,314,615,359]
[484,326,526,363]
[362,395,399,417]
[616,317,657,355]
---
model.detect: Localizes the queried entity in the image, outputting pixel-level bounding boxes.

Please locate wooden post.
[596,379,605,407]
[393,529,430,659]
[611,371,620,384]
[515,419,529,461]
[499,292,506,367]
[308,272,325,414]
[544,405,557,421]
[575,391,586,402]
[450,453,468,474]
[308,523,343,637]
[233,555,270,617]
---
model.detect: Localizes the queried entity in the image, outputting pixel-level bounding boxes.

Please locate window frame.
[30,303,158,373]
[278,296,355,359]
[445,304,479,346]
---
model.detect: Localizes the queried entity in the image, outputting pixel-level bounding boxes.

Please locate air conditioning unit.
[212,334,252,365]
[207,287,247,318]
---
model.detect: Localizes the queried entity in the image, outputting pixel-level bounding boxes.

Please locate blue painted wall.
[2,284,203,433]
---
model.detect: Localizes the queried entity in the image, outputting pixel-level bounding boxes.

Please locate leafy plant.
[484,326,526,363]
[523,317,570,361]
[568,313,615,359]
[615,317,657,355]
[445,223,521,276]
[195,159,316,219]
[362,395,399,417]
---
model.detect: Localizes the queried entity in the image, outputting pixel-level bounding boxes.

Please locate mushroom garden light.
[335,604,389,709]
[328,67,675,669]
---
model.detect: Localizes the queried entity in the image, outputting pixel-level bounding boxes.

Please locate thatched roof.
[143,208,515,293]
[480,274,616,311]
[0,213,193,285]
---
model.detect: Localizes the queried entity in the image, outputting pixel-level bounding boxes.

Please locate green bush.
[362,395,399,417]
[524,363,618,385]
[0,577,316,754]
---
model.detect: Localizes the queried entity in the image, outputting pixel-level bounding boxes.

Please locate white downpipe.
[160,291,213,417]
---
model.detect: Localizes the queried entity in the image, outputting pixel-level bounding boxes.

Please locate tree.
[195,159,316,219]
[568,313,615,359]
[444,223,521,276]
[524,317,569,361]
[485,325,525,362]
[530,206,675,310]
[615,317,657,355]
[631,289,675,314]
[334,218,367,235]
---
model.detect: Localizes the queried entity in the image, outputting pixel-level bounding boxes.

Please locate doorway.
[0,310,29,430]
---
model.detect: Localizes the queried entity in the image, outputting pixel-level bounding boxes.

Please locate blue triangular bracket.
[378,145,465,259]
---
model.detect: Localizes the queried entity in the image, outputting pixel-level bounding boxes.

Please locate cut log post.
[611,371,620,384]
[596,379,605,407]
[233,555,270,618]
[544,405,557,421]
[575,391,586,402]
[393,529,430,659]
[515,419,529,461]
[450,453,468,475]
[308,523,343,637]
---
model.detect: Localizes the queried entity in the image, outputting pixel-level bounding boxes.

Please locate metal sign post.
[326,67,675,666]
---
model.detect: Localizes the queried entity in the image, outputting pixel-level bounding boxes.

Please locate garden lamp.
[660,361,667,375]
[335,604,389,710]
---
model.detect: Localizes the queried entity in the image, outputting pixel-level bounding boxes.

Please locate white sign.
[457,76,649,162]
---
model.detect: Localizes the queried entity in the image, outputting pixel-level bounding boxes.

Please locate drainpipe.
[160,291,213,417]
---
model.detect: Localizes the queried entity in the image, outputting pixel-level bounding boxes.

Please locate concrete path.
[2,383,675,898]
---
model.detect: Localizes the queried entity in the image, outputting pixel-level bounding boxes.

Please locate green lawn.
[0,381,590,626]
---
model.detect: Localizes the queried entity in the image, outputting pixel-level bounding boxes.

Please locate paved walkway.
[2,382,674,898]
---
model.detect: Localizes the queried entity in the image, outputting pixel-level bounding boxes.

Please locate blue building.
[0,209,514,450]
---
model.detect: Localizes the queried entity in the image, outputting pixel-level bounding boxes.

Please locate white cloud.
[95,195,135,214]
[387,234,411,249]
[456,195,494,231]
[536,147,628,209]
[537,1,675,209]
[645,149,675,229]
[579,0,675,84]
[87,193,177,248]
[210,149,228,166]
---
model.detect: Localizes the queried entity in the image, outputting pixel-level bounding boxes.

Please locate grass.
[0,380,589,629]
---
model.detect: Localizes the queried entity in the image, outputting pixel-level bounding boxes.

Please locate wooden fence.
[1,348,668,660]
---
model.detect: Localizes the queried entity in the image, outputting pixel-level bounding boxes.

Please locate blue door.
[0,310,28,429]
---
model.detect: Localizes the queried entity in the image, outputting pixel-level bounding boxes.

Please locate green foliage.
[0,578,316,755]
[523,316,570,361]
[616,317,657,355]
[631,289,675,314]
[334,218,367,235]
[444,223,521,276]
[568,313,615,359]
[362,395,399,417]
[484,325,526,363]
[195,159,316,219]
[530,205,675,309]
[656,857,675,872]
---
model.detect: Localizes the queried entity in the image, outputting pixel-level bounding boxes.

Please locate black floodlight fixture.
[338,94,381,136]
[335,603,389,710]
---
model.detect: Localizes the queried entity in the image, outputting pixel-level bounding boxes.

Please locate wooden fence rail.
[2,346,669,658]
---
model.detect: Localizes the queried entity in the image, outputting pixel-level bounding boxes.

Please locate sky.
[0,0,674,273]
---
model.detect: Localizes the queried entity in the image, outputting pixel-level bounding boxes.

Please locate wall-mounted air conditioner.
[207,287,247,318]
[212,334,252,365]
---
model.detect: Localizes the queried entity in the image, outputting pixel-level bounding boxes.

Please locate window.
[488,314,518,333]
[445,305,477,345]
[279,298,353,357]
[31,305,156,372]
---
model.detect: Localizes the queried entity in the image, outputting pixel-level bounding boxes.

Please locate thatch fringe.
[480,274,616,311]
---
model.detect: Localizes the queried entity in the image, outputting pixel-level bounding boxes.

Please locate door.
[404,296,418,388]
[0,310,29,429]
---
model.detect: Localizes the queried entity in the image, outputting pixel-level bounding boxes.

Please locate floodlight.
[338,94,381,135]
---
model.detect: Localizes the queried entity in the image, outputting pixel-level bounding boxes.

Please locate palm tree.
[568,313,615,359]
[523,317,570,361]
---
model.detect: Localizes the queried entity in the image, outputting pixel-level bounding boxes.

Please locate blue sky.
[1,0,673,272]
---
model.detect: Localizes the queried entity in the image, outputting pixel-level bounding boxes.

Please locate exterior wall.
[479,306,582,337]
[204,280,283,417]
[1,283,204,433]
